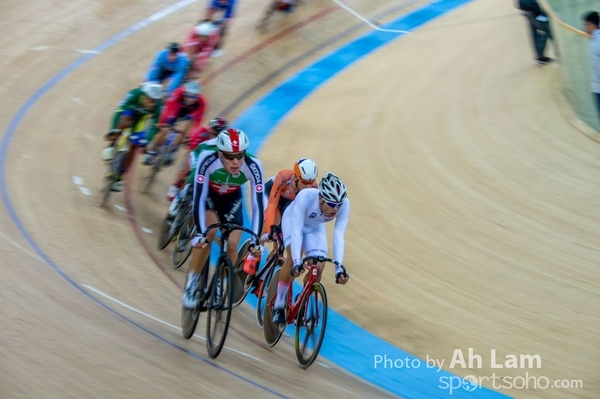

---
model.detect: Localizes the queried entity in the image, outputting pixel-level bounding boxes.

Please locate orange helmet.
[293,158,318,182]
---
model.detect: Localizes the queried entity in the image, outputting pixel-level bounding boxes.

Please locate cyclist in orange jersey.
[241,158,318,277]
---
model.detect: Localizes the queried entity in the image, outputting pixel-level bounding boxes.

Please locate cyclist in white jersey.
[272,172,350,325]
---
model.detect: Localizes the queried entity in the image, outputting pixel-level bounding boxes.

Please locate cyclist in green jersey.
[101,82,164,191]
[182,128,264,308]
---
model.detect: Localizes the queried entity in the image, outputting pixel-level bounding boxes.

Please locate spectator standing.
[583,11,600,122]
[517,0,554,65]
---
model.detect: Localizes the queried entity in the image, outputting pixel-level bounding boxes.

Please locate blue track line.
[234,0,514,397]
[0,1,286,397]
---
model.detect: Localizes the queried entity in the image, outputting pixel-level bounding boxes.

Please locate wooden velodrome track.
[1,0,599,397]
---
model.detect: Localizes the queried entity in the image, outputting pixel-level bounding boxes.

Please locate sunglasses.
[220,151,245,160]
[183,94,198,99]
[324,200,342,208]
[297,177,315,186]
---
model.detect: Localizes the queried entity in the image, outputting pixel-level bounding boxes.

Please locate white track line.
[82,284,264,363]
[331,0,411,34]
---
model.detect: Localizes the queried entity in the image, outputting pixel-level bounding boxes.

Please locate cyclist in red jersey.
[184,21,220,79]
[166,116,228,201]
[142,80,206,166]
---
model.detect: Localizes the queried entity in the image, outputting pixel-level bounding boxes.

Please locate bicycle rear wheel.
[172,214,195,269]
[206,255,234,359]
[262,268,285,347]
[255,258,277,328]
[294,282,328,369]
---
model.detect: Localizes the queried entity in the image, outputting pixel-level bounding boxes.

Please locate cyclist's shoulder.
[297,187,319,200]
[276,169,294,179]
[195,138,219,154]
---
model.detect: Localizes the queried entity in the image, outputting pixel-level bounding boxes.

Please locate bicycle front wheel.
[255,259,277,328]
[181,262,208,340]
[294,282,328,368]
[231,238,252,307]
[206,255,234,359]
[99,151,125,207]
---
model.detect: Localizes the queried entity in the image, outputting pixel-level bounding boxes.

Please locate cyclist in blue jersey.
[146,42,190,98]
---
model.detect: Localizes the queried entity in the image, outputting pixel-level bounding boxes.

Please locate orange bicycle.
[263,255,348,368]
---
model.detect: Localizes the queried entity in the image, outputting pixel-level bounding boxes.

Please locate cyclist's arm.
[332,198,351,265]
[264,171,287,232]
[190,96,207,129]
[290,190,309,265]
[166,55,190,96]
[148,99,164,138]
[244,156,265,242]
[110,88,141,129]
[158,90,181,126]
[146,50,167,83]
[192,151,219,235]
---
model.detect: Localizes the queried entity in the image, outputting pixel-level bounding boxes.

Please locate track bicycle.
[180,222,259,359]
[263,255,348,368]
[99,116,150,207]
[231,227,286,328]
[157,185,193,252]
[142,127,182,194]
[256,0,300,32]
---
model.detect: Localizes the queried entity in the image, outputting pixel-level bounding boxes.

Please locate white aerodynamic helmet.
[293,158,318,182]
[194,22,217,36]
[182,80,202,96]
[318,172,347,203]
[216,128,250,153]
[140,82,163,100]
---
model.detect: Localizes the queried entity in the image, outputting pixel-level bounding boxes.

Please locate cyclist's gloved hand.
[269,225,282,241]
[248,240,261,255]
[291,260,304,277]
[191,234,207,248]
[335,265,349,285]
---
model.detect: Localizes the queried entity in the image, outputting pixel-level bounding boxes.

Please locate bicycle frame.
[285,264,319,325]
[266,255,346,324]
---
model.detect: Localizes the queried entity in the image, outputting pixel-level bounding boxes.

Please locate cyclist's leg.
[216,190,244,263]
[273,207,298,321]
[175,119,193,146]
[122,117,147,173]
[168,142,195,201]
[302,225,328,283]
[187,209,218,275]
[103,111,131,160]
[182,208,218,306]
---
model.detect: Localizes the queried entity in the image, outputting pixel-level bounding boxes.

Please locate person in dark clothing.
[517,0,554,64]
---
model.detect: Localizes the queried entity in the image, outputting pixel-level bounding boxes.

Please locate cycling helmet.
[318,172,347,203]
[216,128,250,153]
[182,80,202,96]
[167,42,180,53]
[293,158,318,182]
[140,82,163,100]
[209,117,228,132]
[194,22,217,36]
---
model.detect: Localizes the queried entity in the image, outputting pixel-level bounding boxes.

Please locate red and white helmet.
[209,117,228,132]
[216,128,249,153]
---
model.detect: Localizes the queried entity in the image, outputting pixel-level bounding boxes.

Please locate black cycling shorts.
[206,188,244,226]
